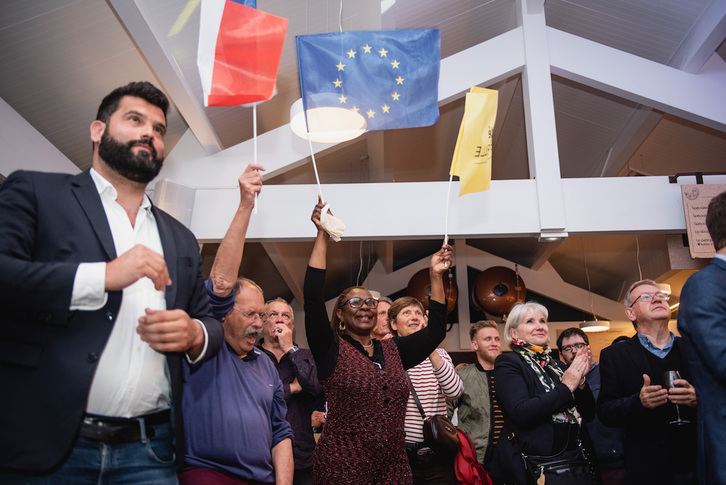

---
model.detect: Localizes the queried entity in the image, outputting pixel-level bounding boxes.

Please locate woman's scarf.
[511,339,581,425]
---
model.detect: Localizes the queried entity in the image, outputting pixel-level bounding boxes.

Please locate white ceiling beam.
[438,28,525,104]
[548,27,726,131]
[107,0,223,154]
[189,175,726,242]
[668,0,726,73]
[517,0,566,237]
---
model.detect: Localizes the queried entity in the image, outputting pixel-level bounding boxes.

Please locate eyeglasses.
[233,307,267,321]
[628,292,670,308]
[343,297,379,309]
[266,311,292,321]
[560,342,587,354]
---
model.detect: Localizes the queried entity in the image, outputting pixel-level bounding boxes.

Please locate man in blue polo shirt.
[179,276,293,485]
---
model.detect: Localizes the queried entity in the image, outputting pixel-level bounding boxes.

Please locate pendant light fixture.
[579,239,610,333]
[289,98,367,143]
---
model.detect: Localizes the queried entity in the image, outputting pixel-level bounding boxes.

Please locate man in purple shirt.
[258,298,321,485]
[180,277,294,485]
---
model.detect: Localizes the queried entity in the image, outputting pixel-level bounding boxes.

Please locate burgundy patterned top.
[304,266,447,484]
[315,337,412,484]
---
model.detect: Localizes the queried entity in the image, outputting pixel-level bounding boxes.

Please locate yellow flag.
[449,86,498,196]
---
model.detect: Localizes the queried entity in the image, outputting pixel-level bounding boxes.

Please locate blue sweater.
[183,344,293,483]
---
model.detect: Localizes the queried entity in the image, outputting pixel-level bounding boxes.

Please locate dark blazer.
[598,334,696,485]
[678,256,726,485]
[0,170,223,472]
[491,352,596,483]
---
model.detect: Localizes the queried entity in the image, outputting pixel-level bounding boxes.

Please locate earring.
[338,321,346,333]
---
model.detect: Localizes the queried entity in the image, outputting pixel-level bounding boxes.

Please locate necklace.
[362,341,373,348]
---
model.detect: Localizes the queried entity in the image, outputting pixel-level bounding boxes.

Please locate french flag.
[197,0,288,106]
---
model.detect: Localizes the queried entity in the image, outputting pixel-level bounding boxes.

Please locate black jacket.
[0,170,223,472]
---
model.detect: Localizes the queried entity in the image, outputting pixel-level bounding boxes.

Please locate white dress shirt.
[72,169,170,418]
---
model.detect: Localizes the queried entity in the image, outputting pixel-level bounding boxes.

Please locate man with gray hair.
[258,298,321,485]
[179,165,294,484]
[598,279,697,485]
[181,277,294,484]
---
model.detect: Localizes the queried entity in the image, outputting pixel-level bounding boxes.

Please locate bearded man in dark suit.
[0,82,223,484]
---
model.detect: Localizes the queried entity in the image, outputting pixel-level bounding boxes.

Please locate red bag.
[454,428,493,485]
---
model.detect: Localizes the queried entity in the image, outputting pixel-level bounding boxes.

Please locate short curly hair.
[387,296,425,336]
[96,81,169,124]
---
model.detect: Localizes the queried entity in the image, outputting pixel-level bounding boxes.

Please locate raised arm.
[396,245,453,369]
[428,244,452,305]
[308,195,329,271]
[304,198,337,379]
[208,164,263,297]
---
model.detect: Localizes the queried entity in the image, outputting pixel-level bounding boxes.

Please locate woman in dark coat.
[493,302,596,485]
[304,199,452,484]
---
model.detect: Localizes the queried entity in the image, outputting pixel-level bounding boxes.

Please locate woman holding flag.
[303,197,452,484]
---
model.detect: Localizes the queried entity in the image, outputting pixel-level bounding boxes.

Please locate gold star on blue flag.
[296,29,440,131]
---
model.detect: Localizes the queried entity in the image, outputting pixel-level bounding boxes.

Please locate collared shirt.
[637,331,675,359]
[257,341,320,471]
[76,169,170,417]
[183,344,293,482]
[714,253,726,263]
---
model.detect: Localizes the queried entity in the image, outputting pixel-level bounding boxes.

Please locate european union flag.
[296,29,440,131]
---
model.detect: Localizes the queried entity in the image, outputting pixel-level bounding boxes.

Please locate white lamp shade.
[580,320,611,332]
[290,98,367,143]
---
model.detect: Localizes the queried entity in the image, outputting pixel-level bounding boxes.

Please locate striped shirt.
[404,348,464,444]
[486,369,505,447]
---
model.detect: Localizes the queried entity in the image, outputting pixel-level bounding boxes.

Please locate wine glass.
[663,370,690,425]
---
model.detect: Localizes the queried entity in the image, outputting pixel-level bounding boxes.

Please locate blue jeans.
[0,421,178,484]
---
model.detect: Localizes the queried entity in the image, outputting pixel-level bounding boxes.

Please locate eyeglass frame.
[233,307,267,321]
[560,342,588,354]
[628,292,670,308]
[342,297,379,309]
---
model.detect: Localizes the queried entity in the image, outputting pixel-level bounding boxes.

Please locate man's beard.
[480,350,499,366]
[98,131,164,184]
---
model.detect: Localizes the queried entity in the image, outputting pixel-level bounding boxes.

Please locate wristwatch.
[285,345,299,357]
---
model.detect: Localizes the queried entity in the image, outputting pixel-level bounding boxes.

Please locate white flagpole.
[253,102,258,214]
